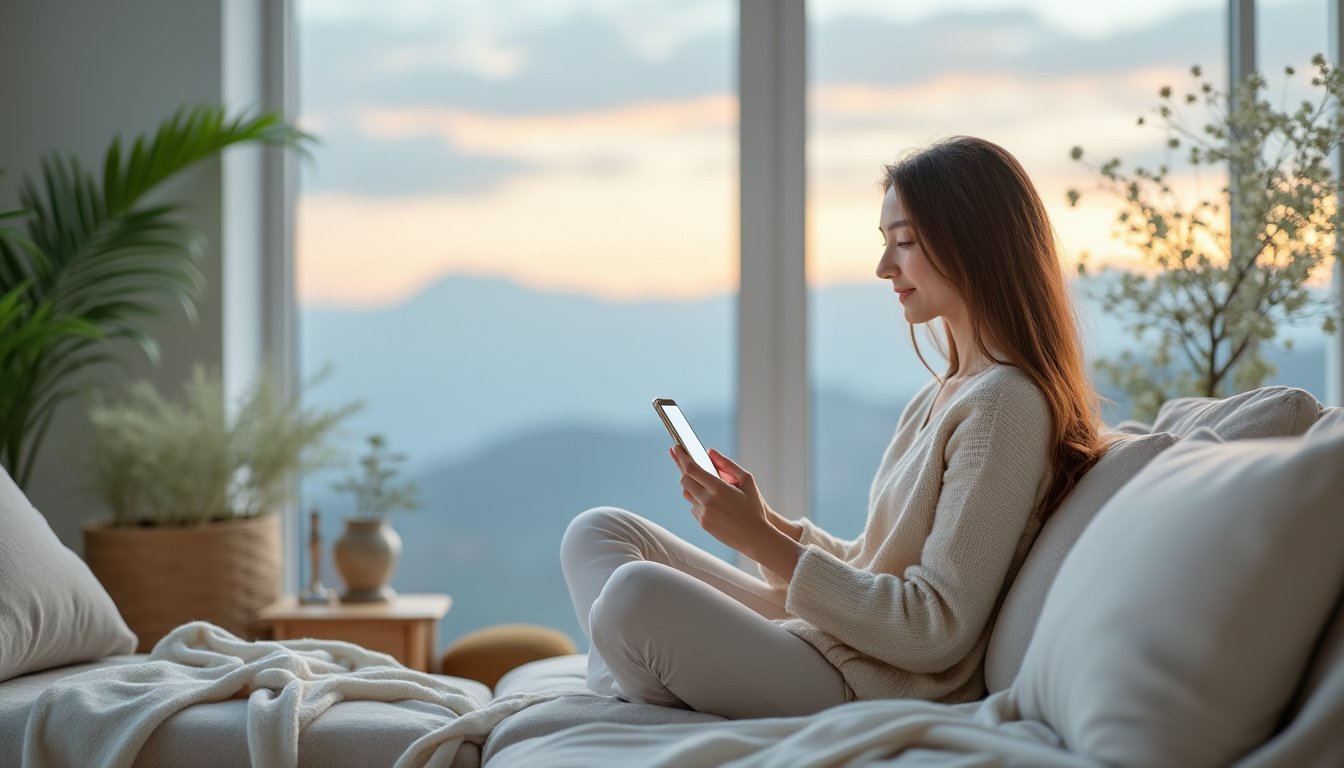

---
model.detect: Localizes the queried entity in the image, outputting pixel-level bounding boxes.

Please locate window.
[291,2,1341,633]
[295,1,738,644]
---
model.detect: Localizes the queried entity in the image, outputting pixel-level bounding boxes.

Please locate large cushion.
[984,430,1178,692]
[1014,425,1344,768]
[484,655,723,762]
[1234,588,1344,768]
[1236,413,1344,768]
[0,465,136,683]
[493,653,592,699]
[1149,385,1322,439]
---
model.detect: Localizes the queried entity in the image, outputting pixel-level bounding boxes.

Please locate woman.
[561,136,1107,720]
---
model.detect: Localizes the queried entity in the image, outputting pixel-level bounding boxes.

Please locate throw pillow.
[1109,419,1151,436]
[1014,425,1344,768]
[983,430,1178,692]
[1150,385,1321,438]
[1305,406,1343,439]
[0,465,137,683]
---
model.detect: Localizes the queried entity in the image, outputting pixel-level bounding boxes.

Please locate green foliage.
[332,433,421,519]
[0,106,313,488]
[0,282,103,452]
[87,366,360,526]
[1069,56,1344,420]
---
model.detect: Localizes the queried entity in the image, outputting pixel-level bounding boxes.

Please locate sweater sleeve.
[783,381,1051,673]
[759,379,940,589]
[758,517,863,589]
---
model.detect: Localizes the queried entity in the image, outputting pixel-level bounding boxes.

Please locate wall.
[0,0,284,566]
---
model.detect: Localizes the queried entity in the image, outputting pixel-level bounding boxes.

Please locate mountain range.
[298,274,1328,646]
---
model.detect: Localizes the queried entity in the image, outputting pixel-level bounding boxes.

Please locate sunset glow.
[299,65,1226,306]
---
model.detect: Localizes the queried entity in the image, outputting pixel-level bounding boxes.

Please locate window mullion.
[738,0,809,522]
[1329,0,1344,406]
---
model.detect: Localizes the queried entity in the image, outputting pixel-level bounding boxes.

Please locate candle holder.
[299,509,338,605]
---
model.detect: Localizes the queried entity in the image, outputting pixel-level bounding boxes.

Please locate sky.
[295,0,1327,307]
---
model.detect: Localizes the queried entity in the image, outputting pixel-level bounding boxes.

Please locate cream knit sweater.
[766,365,1051,703]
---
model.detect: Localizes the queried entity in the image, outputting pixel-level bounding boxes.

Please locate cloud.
[300,12,732,116]
[357,95,732,157]
[293,1,1298,199]
[299,114,539,196]
[293,1,1320,303]
[810,6,1225,87]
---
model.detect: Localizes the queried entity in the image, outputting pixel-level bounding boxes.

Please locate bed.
[3,389,1343,767]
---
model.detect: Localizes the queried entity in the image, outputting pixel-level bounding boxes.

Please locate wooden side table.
[259,593,452,672]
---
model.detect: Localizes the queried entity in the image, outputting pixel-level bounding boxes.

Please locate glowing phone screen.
[655,401,716,476]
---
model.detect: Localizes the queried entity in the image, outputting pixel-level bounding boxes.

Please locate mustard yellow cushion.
[439,623,577,688]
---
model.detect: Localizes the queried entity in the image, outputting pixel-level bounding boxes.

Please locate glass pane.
[1259,0,1331,398]
[807,1,1226,536]
[296,1,738,648]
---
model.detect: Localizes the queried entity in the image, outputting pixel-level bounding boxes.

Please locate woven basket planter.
[83,515,282,652]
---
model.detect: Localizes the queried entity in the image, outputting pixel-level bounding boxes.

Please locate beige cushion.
[984,430,1177,692]
[439,623,578,688]
[0,465,136,683]
[1150,385,1322,439]
[1014,425,1344,767]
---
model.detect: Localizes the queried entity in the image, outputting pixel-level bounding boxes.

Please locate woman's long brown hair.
[884,136,1107,518]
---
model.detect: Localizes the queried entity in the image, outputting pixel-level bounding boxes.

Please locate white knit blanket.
[22,621,552,768]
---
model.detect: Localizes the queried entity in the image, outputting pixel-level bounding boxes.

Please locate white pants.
[560,507,850,719]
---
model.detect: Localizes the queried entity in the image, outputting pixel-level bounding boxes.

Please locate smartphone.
[652,398,717,476]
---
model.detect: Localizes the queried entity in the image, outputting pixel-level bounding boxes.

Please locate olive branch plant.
[332,434,420,520]
[1069,55,1344,420]
[88,365,361,527]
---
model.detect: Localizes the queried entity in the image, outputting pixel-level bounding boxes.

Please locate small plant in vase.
[331,434,420,603]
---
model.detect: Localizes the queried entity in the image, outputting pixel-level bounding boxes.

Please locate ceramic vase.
[333,517,401,603]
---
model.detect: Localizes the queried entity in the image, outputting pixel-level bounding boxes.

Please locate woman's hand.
[669,446,802,581]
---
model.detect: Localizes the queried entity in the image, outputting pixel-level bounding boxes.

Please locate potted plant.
[330,433,420,603]
[83,366,360,650]
[0,106,311,490]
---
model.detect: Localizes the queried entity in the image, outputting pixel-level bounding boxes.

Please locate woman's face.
[875,185,965,326]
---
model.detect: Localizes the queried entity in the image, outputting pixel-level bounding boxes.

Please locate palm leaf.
[0,283,102,481]
[0,105,313,489]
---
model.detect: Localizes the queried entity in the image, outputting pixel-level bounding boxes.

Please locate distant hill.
[303,387,902,647]
[299,274,1328,645]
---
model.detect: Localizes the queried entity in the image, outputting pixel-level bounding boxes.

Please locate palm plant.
[0,106,312,488]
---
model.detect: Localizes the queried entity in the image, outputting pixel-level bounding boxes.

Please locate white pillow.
[1150,385,1321,439]
[1014,425,1344,767]
[0,465,137,682]
[1305,406,1343,440]
[984,431,1178,692]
